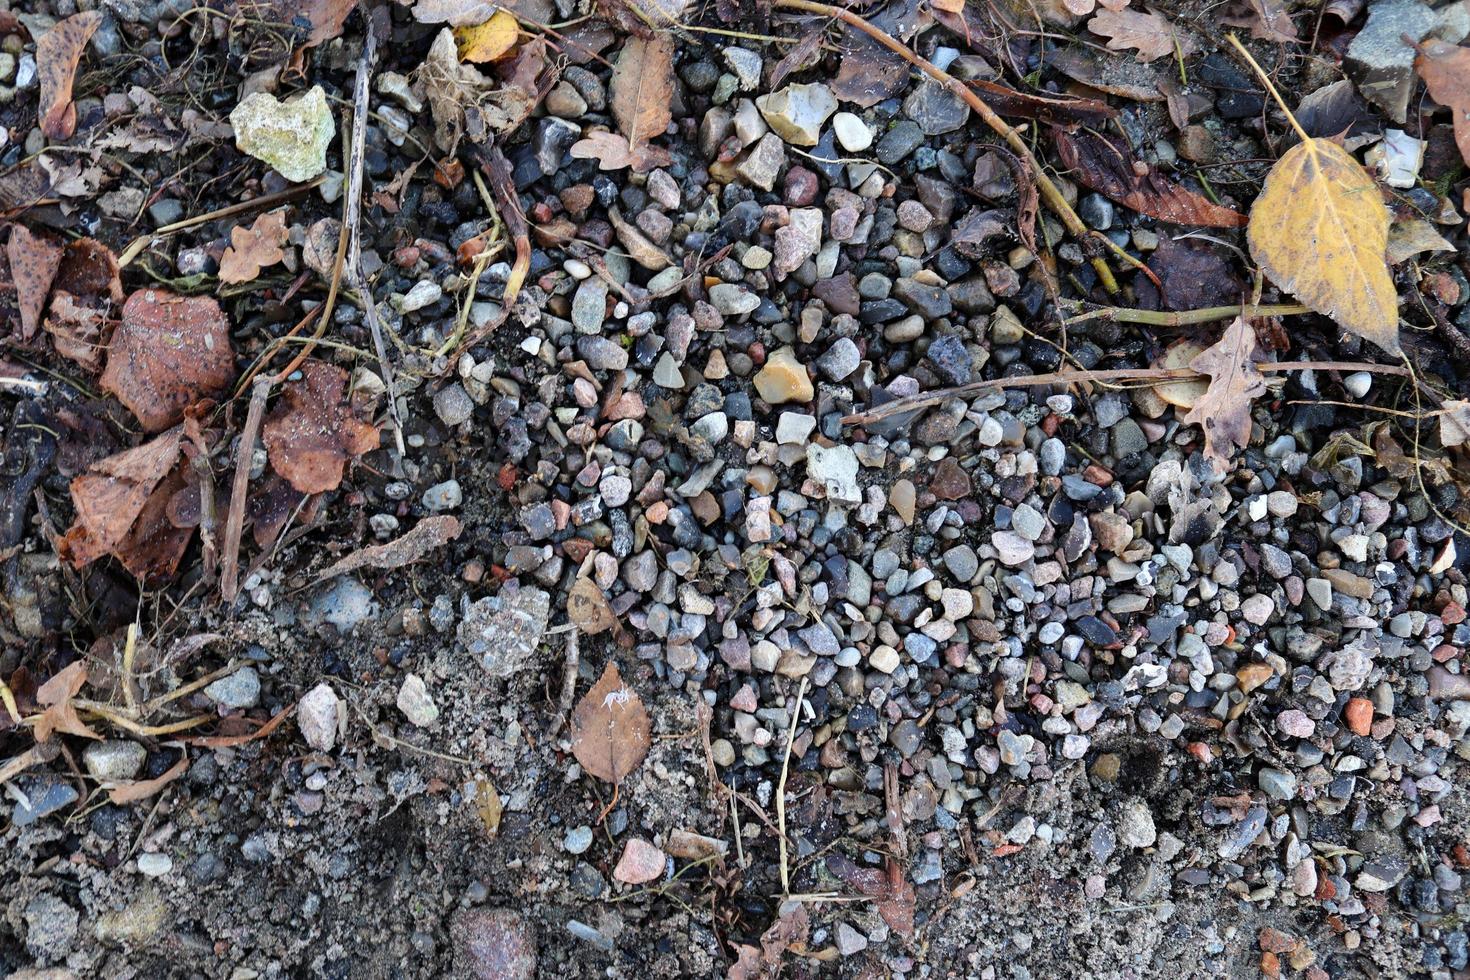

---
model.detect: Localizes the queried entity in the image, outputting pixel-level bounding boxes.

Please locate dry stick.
[773,0,1120,294]
[342,14,407,458]
[842,360,1413,426]
[548,628,580,739]
[1065,302,1309,328]
[220,377,270,604]
[776,676,809,899]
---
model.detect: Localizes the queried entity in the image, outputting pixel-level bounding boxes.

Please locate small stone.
[230,86,335,182]
[433,384,474,427]
[1276,709,1314,739]
[737,132,787,191]
[816,337,861,380]
[564,825,594,854]
[297,683,340,752]
[869,646,901,673]
[1010,504,1046,542]
[890,479,916,525]
[613,838,667,884]
[1258,767,1298,801]
[205,667,260,709]
[832,112,872,151]
[82,740,147,781]
[835,922,869,956]
[137,853,173,877]
[903,78,970,135]
[1344,697,1374,736]
[1117,799,1157,849]
[397,673,439,726]
[806,443,861,504]
[459,588,552,678]
[992,531,1034,566]
[423,480,463,512]
[709,282,761,316]
[776,412,817,444]
[756,83,838,146]
[721,47,763,90]
[773,208,823,276]
[399,280,442,313]
[1240,594,1275,626]
[653,351,685,389]
[571,277,608,332]
[451,908,537,980]
[753,347,814,404]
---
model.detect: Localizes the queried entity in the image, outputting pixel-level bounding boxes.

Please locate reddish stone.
[614,838,667,884]
[1441,601,1465,625]
[929,458,971,500]
[1343,698,1373,737]
[451,908,537,980]
[783,166,819,206]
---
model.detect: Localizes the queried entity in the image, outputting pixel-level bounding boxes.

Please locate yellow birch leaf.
[1246,137,1399,354]
[454,9,519,63]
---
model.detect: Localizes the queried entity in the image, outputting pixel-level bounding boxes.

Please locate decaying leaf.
[570,662,651,784]
[45,238,124,373]
[414,29,546,154]
[455,9,519,61]
[609,35,674,170]
[6,225,63,340]
[1053,129,1247,228]
[1386,219,1456,265]
[567,574,619,635]
[826,853,916,937]
[1221,0,1297,43]
[312,515,462,582]
[1088,7,1197,63]
[29,662,101,742]
[219,210,290,284]
[1414,40,1470,168]
[101,290,236,432]
[109,753,188,803]
[833,30,909,107]
[59,427,195,581]
[1247,136,1398,353]
[1153,340,1209,409]
[1439,400,1470,448]
[1183,317,1267,469]
[262,360,380,494]
[37,11,101,140]
[569,129,671,172]
[473,777,503,836]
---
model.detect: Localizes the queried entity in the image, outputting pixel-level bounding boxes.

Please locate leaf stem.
[1226,34,1310,145]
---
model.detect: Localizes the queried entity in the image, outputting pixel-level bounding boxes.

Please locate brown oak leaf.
[37,11,102,140]
[570,662,651,784]
[219,210,289,284]
[262,360,379,494]
[30,662,100,742]
[6,225,64,340]
[101,290,236,432]
[1088,7,1197,63]
[1184,316,1267,469]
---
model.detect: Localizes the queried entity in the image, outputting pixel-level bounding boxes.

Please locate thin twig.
[842,360,1414,425]
[774,0,1120,293]
[548,628,580,739]
[1065,302,1309,327]
[220,377,270,604]
[342,14,406,458]
[777,677,808,899]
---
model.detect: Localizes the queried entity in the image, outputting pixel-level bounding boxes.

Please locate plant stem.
[1065,302,1309,327]
[773,0,1121,294]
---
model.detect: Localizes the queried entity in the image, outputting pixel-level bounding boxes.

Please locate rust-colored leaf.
[109,753,188,803]
[1415,40,1470,168]
[59,427,195,581]
[1054,128,1247,228]
[1088,7,1198,63]
[1183,316,1267,469]
[833,30,908,108]
[569,129,671,172]
[610,34,674,171]
[969,79,1118,130]
[37,11,101,140]
[219,210,290,284]
[6,225,63,340]
[30,661,100,742]
[570,662,651,784]
[1221,0,1298,43]
[825,853,916,937]
[262,360,380,494]
[45,238,123,372]
[101,290,235,432]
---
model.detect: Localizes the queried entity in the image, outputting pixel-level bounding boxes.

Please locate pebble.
[229,86,335,182]
[297,683,340,752]
[433,384,474,426]
[753,347,814,404]
[564,825,594,854]
[613,838,667,884]
[205,667,260,709]
[832,112,873,152]
[82,741,148,781]
[397,673,440,726]
[756,83,838,145]
[423,480,463,511]
[1117,799,1157,848]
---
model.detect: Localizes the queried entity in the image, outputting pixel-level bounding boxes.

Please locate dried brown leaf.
[262,360,380,494]
[219,210,290,284]
[825,853,916,936]
[109,753,188,803]
[570,662,651,784]
[7,225,63,340]
[569,129,671,171]
[1053,128,1247,227]
[1439,400,1470,447]
[567,574,619,635]
[101,290,236,432]
[1221,0,1298,43]
[1415,40,1470,168]
[969,79,1118,130]
[1183,316,1267,469]
[37,11,101,140]
[1088,7,1197,63]
[185,702,294,747]
[610,35,674,169]
[30,661,100,742]
[44,239,123,372]
[833,30,908,107]
[312,515,462,582]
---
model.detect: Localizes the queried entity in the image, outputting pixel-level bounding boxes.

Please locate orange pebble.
[1344,698,1373,737]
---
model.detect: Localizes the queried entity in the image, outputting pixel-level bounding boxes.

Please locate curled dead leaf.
[219,210,290,285]
[30,661,100,742]
[1054,128,1247,228]
[101,290,236,432]
[6,225,63,340]
[1414,40,1470,168]
[45,238,124,373]
[1183,316,1268,469]
[570,662,651,784]
[1088,7,1198,63]
[455,9,520,62]
[37,11,101,140]
[59,427,195,581]
[262,360,380,494]
[609,34,674,171]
